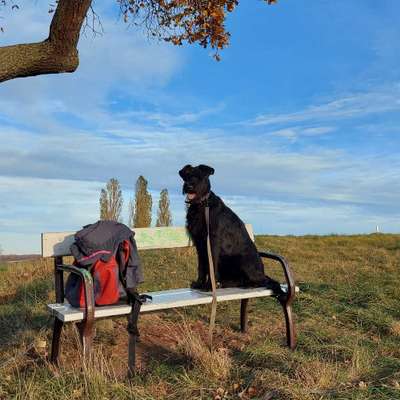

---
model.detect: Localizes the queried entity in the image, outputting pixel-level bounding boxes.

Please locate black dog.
[179,164,282,293]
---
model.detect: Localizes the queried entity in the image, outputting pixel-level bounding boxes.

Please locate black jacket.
[70,220,144,289]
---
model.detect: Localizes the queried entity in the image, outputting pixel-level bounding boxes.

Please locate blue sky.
[0,1,399,254]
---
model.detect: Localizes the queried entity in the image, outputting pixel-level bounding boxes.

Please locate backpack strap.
[127,291,152,377]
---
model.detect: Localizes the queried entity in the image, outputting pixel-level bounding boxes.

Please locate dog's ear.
[179,164,193,180]
[198,164,215,177]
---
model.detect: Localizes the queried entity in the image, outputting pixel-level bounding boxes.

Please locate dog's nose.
[184,183,194,192]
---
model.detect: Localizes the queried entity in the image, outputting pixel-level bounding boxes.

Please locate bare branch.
[82,5,104,38]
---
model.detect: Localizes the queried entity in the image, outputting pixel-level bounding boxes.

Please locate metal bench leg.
[128,333,138,378]
[75,266,95,361]
[50,318,64,364]
[240,299,249,333]
[77,320,95,359]
[127,293,144,378]
[280,300,296,349]
[258,252,297,350]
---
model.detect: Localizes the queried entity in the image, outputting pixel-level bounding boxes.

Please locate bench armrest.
[259,251,296,305]
[56,264,95,323]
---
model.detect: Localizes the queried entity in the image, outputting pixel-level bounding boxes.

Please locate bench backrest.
[41,225,255,258]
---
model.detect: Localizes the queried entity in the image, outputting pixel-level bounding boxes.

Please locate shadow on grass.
[0,277,53,349]
[138,341,189,376]
[235,346,292,373]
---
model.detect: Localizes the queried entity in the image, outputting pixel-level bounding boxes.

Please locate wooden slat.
[41,225,255,257]
[41,227,190,257]
[47,285,299,322]
[41,232,75,258]
[134,226,192,250]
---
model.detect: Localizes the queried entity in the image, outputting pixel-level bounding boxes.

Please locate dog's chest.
[186,206,207,239]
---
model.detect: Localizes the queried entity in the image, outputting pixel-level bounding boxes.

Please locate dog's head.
[179,164,215,203]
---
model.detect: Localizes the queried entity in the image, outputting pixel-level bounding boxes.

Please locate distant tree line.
[99,176,172,228]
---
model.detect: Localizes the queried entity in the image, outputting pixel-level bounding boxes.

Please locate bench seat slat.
[48,285,299,322]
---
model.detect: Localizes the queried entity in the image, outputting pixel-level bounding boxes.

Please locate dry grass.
[172,316,232,382]
[390,321,400,337]
[1,234,400,399]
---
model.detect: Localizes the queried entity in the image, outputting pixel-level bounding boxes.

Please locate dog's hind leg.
[240,255,284,294]
[241,258,284,295]
[240,254,269,287]
[264,275,285,294]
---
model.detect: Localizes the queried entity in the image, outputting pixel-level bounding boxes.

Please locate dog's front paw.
[191,280,213,291]
[267,280,287,302]
[191,280,206,290]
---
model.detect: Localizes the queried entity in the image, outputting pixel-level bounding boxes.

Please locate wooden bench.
[42,225,297,371]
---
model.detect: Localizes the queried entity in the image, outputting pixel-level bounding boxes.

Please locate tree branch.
[0,0,92,83]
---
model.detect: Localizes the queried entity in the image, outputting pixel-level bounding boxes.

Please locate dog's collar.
[200,192,210,206]
[185,192,210,206]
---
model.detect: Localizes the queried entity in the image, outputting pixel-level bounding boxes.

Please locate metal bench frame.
[42,226,297,370]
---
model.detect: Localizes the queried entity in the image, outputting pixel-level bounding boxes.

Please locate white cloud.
[118,104,226,128]
[250,84,400,127]
[0,176,101,253]
[1,117,399,253]
[267,126,336,142]
[270,129,297,140]
[224,195,400,236]
[302,126,336,136]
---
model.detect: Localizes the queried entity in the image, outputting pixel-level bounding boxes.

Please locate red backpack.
[66,240,130,308]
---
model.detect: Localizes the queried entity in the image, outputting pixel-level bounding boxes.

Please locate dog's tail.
[264,275,285,296]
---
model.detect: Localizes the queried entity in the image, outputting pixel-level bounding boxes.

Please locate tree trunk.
[0,0,92,83]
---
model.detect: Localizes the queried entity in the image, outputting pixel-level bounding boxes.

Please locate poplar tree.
[133,176,152,228]
[156,189,172,227]
[99,178,123,222]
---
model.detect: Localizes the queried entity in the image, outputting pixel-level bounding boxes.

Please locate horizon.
[1,229,395,257]
[1,1,399,254]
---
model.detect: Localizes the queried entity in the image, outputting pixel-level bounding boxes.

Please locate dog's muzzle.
[183,183,197,203]
[186,193,196,202]
[185,192,210,205]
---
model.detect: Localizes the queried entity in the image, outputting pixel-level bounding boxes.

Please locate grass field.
[0,234,399,400]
